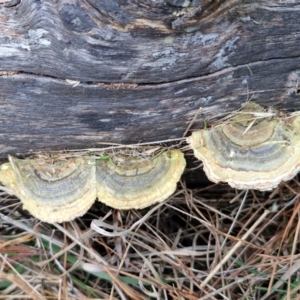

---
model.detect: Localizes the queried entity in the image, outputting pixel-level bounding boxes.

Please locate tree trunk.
[0,0,299,157]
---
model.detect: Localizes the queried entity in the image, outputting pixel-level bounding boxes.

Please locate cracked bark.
[0,0,299,158]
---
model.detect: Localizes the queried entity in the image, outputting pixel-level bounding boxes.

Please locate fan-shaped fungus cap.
[0,156,96,223]
[95,150,186,209]
[187,102,300,191]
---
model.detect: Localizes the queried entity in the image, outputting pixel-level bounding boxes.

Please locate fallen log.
[0,0,299,157]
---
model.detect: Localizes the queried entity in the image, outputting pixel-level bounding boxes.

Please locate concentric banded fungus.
[187,102,300,191]
[95,150,186,209]
[0,156,96,223]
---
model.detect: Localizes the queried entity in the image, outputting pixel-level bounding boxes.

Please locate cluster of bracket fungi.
[1,102,300,223]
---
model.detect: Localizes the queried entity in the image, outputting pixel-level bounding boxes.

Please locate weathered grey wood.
[0,0,300,156]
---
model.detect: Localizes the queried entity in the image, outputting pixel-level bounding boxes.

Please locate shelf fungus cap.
[187,102,300,191]
[0,156,96,223]
[95,150,186,209]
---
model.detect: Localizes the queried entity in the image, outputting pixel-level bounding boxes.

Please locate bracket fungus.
[0,150,186,223]
[95,150,186,209]
[187,102,300,191]
[0,156,96,223]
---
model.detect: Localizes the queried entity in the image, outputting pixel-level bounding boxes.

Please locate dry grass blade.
[200,209,270,289]
[0,259,45,300]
